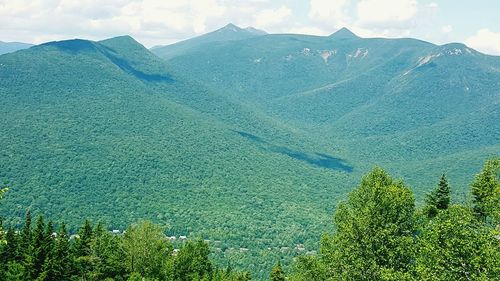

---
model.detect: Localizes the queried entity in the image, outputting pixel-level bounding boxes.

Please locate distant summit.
[152,23,267,59]
[0,41,34,55]
[330,27,359,39]
[214,23,266,37]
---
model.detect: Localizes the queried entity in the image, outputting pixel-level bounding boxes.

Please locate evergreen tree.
[5,261,25,281]
[471,158,500,222]
[91,222,127,280]
[21,210,32,254]
[31,215,47,279]
[40,221,57,281]
[424,174,451,218]
[269,262,285,281]
[51,222,72,281]
[3,227,21,263]
[74,219,93,257]
[73,219,94,280]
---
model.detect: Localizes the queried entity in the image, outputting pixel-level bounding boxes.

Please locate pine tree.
[270,262,285,281]
[3,227,21,262]
[40,220,56,281]
[31,215,47,279]
[51,222,72,281]
[424,174,451,217]
[74,219,93,257]
[20,210,35,280]
[73,219,94,280]
[21,210,32,254]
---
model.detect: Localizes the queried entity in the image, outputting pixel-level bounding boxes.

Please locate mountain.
[0,35,357,278]
[151,23,267,59]
[152,27,500,191]
[1,27,499,278]
[0,41,33,55]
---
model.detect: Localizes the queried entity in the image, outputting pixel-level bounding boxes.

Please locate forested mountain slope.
[1,26,499,278]
[0,35,360,277]
[153,26,500,194]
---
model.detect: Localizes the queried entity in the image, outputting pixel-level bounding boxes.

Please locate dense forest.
[2,31,499,279]
[1,158,498,280]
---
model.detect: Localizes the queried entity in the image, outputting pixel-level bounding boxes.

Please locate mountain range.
[1,24,499,277]
[0,41,33,55]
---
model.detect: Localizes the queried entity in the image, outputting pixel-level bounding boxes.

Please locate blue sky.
[1,0,499,54]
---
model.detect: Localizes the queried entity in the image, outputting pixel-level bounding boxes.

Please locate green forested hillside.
[153,27,500,199]
[1,27,499,279]
[1,159,498,281]
[0,36,360,278]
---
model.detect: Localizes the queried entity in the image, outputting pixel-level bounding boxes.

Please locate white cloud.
[465,29,500,55]
[0,0,229,46]
[254,5,292,28]
[287,26,330,36]
[356,0,417,28]
[441,25,453,33]
[308,0,351,27]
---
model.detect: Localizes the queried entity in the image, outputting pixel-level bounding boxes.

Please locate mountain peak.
[330,27,358,39]
[219,23,242,32]
[99,35,144,48]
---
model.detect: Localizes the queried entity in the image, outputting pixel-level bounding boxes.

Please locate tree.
[4,261,25,281]
[21,210,32,254]
[321,167,415,280]
[471,158,500,222]
[424,174,451,218]
[49,222,73,281]
[73,219,94,280]
[269,262,285,281]
[122,221,173,279]
[2,227,21,263]
[39,220,56,281]
[173,239,212,281]
[0,188,7,245]
[288,255,326,281]
[30,215,48,279]
[416,205,500,280]
[90,222,127,280]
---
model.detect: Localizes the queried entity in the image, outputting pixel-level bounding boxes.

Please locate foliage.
[424,174,451,217]
[1,30,500,279]
[123,221,172,279]
[416,205,500,280]
[321,167,415,280]
[269,262,285,281]
[0,216,248,281]
[173,239,212,281]
[471,158,500,223]
[290,162,500,281]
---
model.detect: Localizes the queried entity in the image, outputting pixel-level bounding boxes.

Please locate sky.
[1,0,500,55]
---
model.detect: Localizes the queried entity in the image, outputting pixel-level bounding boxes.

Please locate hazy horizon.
[1,0,500,55]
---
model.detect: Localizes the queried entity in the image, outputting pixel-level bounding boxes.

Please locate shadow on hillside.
[105,53,174,83]
[43,40,173,83]
[234,130,353,173]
